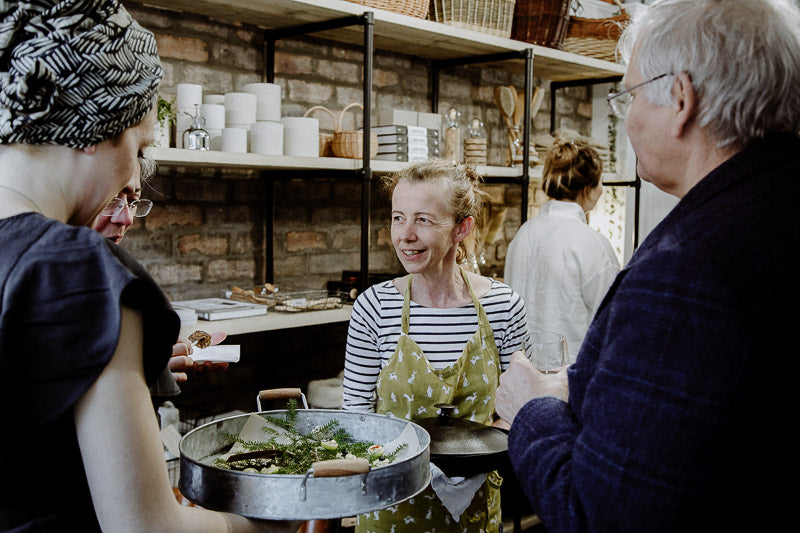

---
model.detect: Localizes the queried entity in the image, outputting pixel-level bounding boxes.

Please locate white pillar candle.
[199,104,225,130]
[224,92,257,127]
[221,127,248,153]
[242,82,282,122]
[281,117,319,157]
[251,120,284,155]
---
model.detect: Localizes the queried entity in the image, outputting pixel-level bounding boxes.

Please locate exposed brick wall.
[123,2,594,300]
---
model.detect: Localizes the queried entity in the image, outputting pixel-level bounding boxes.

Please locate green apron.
[356,269,503,533]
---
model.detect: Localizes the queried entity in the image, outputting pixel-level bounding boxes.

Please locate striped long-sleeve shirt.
[342,279,531,411]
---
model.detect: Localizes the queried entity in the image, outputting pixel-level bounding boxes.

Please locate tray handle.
[311,458,370,477]
[256,387,309,410]
[299,458,370,501]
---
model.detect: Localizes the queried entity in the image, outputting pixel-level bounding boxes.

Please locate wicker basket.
[344,0,429,18]
[562,0,630,62]
[331,103,379,159]
[510,0,570,48]
[304,105,337,157]
[430,1,517,39]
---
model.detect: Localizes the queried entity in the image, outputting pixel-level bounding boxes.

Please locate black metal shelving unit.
[263,13,375,292]
[146,0,632,293]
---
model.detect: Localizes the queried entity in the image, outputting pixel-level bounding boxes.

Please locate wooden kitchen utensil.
[514,87,525,128]
[495,85,519,166]
[512,85,545,129]
[494,86,516,128]
[531,86,545,119]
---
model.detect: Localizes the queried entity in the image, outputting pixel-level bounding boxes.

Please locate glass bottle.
[442,107,462,163]
[464,117,488,166]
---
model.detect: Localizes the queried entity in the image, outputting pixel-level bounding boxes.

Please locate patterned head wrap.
[0,0,162,148]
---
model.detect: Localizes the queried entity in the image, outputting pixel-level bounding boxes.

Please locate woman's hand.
[170,332,229,382]
[495,351,568,425]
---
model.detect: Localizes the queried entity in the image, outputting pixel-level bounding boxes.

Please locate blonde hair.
[542,139,603,200]
[383,159,491,263]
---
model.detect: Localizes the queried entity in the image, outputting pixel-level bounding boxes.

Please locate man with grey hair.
[495,0,800,531]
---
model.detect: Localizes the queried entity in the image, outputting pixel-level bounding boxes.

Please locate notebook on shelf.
[172,298,267,321]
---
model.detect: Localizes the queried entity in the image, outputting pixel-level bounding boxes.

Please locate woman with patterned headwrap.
[0,2,297,531]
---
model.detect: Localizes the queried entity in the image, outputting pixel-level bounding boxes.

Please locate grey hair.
[619,0,800,148]
[138,151,157,183]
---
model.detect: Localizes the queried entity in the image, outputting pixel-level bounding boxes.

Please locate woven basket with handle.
[331,103,378,160]
[304,105,337,157]
[510,0,571,48]
[344,0,429,18]
[562,0,630,61]
[430,0,517,39]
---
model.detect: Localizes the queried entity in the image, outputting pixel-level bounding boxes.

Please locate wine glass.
[529,331,568,374]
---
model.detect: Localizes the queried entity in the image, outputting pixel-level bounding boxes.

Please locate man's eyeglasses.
[606,73,672,119]
[99,197,153,217]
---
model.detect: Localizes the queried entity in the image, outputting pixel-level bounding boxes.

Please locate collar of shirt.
[539,200,587,223]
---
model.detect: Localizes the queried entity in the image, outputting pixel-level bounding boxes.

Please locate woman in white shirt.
[504,139,620,363]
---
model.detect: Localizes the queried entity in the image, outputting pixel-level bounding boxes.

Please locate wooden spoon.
[531,86,545,119]
[513,87,525,128]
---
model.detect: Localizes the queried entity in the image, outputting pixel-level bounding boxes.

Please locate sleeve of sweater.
[341,287,383,411]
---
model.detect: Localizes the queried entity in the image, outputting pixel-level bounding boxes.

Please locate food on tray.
[229,284,277,305]
[273,291,343,313]
[214,400,406,475]
[188,330,212,348]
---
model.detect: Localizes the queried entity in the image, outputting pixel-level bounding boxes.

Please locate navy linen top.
[508,133,800,532]
[0,213,178,532]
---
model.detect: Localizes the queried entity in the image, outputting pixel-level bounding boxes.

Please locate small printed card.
[191,345,240,363]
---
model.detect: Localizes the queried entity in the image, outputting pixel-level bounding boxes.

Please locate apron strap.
[460,267,492,330]
[402,275,413,335]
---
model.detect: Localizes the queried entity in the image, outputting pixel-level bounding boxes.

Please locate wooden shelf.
[131,0,625,82]
[178,305,352,337]
[150,147,627,183]
[150,147,530,178]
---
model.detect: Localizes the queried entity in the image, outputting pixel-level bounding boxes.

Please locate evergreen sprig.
[213,407,407,475]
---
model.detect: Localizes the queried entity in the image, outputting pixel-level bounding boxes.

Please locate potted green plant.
[153,96,177,148]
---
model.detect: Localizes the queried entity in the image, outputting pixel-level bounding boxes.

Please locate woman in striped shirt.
[343,160,530,532]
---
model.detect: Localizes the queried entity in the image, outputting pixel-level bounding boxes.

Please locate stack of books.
[373,125,440,162]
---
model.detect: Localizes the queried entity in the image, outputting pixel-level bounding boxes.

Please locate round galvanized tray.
[179,409,431,520]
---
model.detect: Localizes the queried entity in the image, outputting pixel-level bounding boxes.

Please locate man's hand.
[496,351,568,425]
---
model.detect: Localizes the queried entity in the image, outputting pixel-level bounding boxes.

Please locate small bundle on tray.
[229,283,278,307]
[230,285,345,313]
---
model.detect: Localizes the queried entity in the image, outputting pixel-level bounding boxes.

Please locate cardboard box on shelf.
[377,109,418,127]
[417,111,443,137]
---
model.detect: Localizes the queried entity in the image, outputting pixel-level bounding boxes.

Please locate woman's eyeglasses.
[606,73,672,119]
[99,197,153,217]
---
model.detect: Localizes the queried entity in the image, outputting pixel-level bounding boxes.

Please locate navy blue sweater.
[509,133,800,532]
